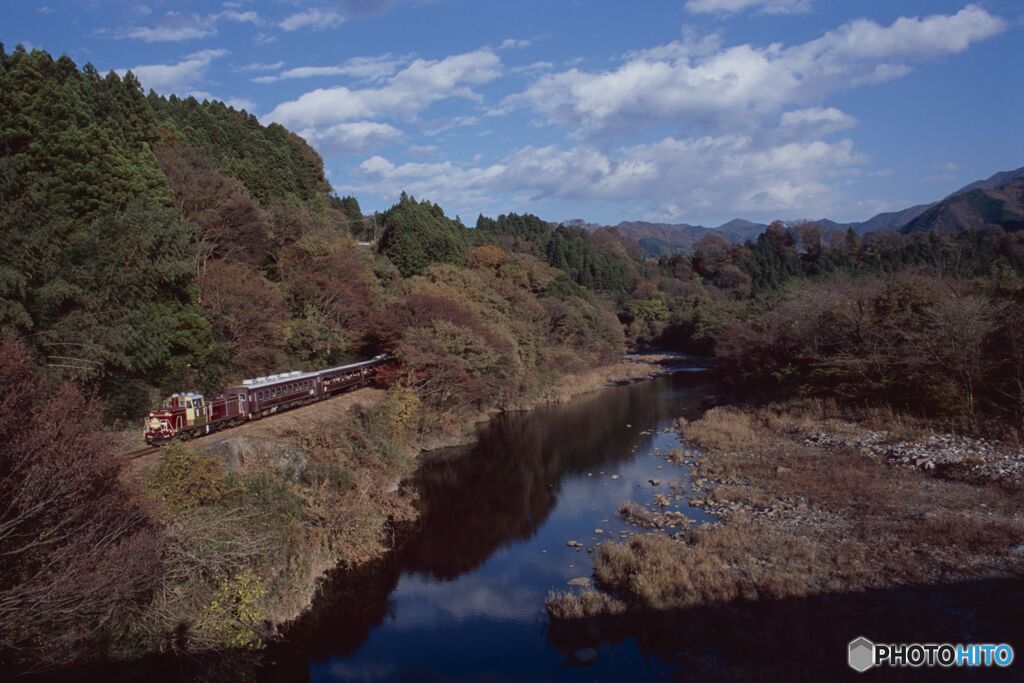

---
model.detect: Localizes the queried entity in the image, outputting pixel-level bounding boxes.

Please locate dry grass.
[550,403,1024,620]
[545,589,626,619]
[592,523,829,610]
[680,407,758,453]
[617,500,689,530]
[618,500,658,527]
[531,355,665,405]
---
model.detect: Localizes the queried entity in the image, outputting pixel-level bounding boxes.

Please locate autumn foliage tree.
[0,338,160,672]
[198,260,289,381]
[154,140,272,270]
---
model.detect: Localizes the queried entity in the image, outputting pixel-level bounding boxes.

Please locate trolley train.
[143,354,393,445]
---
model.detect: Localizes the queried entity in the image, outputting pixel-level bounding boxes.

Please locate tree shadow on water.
[547,577,1024,681]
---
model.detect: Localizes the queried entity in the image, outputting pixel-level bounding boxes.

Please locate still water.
[268,369,718,682]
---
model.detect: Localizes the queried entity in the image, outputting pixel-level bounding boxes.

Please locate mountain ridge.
[567,165,1024,255]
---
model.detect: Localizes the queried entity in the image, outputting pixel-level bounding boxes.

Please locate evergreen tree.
[378,194,468,277]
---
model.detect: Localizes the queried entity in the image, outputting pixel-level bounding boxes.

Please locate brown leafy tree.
[198,261,289,378]
[155,140,271,270]
[0,338,161,672]
[279,228,377,357]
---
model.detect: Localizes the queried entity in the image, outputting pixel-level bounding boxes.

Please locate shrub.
[682,408,759,453]
[146,444,231,511]
[200,568,268,649]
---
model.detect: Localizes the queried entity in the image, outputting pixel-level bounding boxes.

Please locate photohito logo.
[848,637,875,673]
[848,637,1014,672]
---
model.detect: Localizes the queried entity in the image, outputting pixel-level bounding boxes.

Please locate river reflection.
[267,370,718,682]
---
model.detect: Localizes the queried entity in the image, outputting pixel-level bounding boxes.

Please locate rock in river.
[572,647,599,664]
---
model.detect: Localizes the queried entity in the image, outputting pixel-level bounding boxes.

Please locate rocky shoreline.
[548,402,1024,621]
[801,427,1024,484]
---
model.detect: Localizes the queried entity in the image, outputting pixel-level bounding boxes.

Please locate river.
[264,367,719,682]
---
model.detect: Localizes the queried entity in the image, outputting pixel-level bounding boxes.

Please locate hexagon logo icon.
[848,636,875,673]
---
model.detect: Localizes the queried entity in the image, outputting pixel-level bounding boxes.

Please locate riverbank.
[112,353,682,665]
[413,352,684,452]
[548,400,1024,618]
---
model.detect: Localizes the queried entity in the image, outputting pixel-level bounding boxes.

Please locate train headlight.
[148,418,162,430]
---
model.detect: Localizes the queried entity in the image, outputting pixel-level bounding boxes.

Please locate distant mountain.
[949,166,1024,196]
[569,165,1024,256]
[714,218,769,242]
[901,178,1024,234]
[563,218,767,257]
[844,203,934,233]
[827,166,1024,234]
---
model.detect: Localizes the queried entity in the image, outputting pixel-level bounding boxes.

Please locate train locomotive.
[144,354,393,445]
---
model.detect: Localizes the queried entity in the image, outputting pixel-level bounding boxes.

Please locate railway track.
[121,446,159,460]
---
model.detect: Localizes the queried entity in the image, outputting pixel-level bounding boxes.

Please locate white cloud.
[511,61,555,74]
[264,48,501,129]
[106,9,263,42]
[779,107,857,137]
[345,133,865,221]
[500,38,531,49]
[236,61,285,73]
[301,5,1004,223]
[685,0,812,15]
[407,144,439,156]
[120,49,228,91]
[299,121,403,153]
[258,54,409,83]
[511,5,1007,138]
[119,12,216,42]
[279,8,345,31]
[217,10,261,25]
[422,115,480,136]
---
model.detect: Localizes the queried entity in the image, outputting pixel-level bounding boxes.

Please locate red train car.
[143,354,393,445]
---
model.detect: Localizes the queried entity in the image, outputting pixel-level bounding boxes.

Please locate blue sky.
[4,0,1023,226]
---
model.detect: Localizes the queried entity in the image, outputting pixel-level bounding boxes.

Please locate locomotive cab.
[144,392,205,445]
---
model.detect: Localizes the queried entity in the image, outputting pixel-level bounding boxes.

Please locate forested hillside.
[465,211,1024,427]
[0,46,630,424]
[3,45,1024,432]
